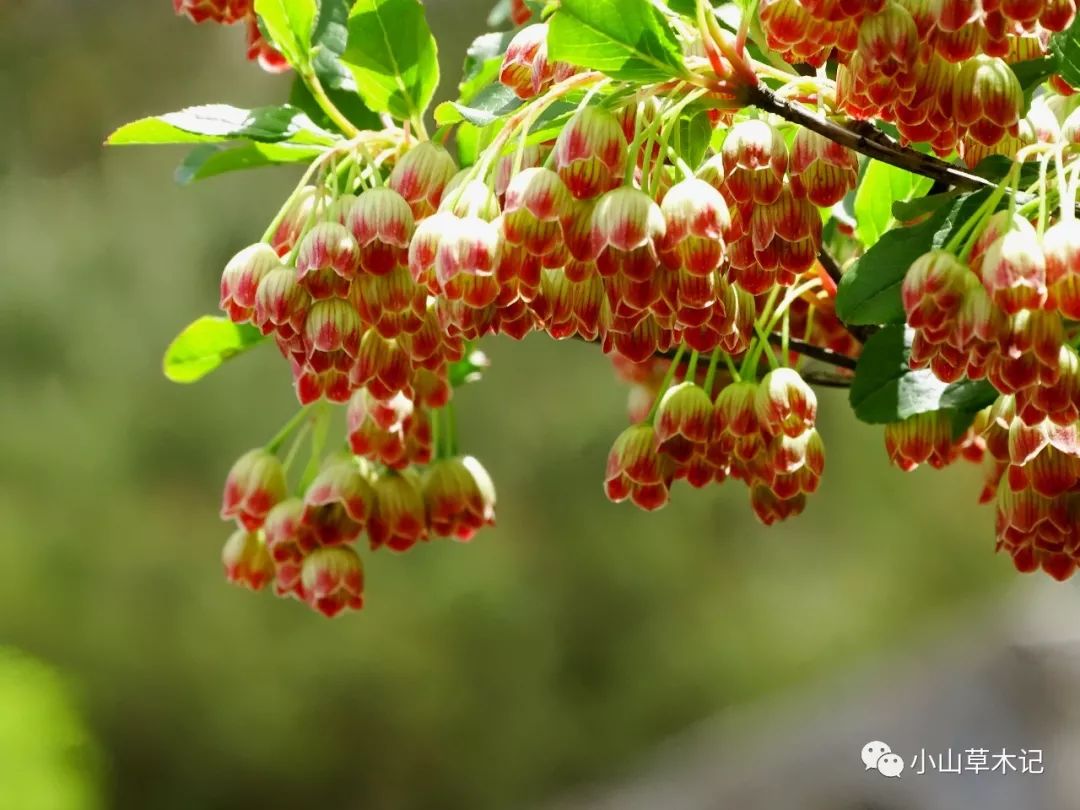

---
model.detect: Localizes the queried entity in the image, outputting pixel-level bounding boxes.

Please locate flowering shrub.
[108,0,1080,615]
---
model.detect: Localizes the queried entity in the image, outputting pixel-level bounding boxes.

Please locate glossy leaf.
[163,317,266,384]
[547,0,686,81]
[435,84,521,127]
[1050,14,1080,87]
[343,0,439,122]
[254,0,318,66]
[854,161,933,248]
[459,31,515,103]
[175,142,323,184]
[849,325,996,425]
[107,104,335,147]
[836,190,990,326]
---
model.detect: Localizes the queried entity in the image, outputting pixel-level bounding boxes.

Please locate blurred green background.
[0,2,1010,808]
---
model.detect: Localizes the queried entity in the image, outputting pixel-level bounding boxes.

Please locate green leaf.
[836,190,991,326]
[286,0,381,133]
[849,325,997,424]
[673,108,712,172]
[175,142,323,184]
[1010,55,1058,100]
[107,104,335,147]
[163,317,266,384]
[547,0,687,81]
[289,77,381,133]
[435,84,522,127]
[308,0,361,92]
[1050,13,1080,88]
[667,0,698,14]
[854,161,934,248]
[891,189,961,223]
[254,0,318,66]
[459,31,515,103]
[343,0,439,122]
[456,121,483,167]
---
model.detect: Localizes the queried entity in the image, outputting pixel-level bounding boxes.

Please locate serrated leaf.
[1050,14,1080,88]
[175,142,323,184]
[849,325,996,424]
[547,0,687,81]
[854,161,934,248]
[343,0,439,122]
[107,104,335,147]
[836,190,991,326]
[163,317,266,383]
[309,0,359,92]
[435,83,522,127]
[254,0,318,66]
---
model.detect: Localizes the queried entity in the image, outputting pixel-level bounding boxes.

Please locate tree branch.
[816,246,843,287]
[745,83,1000,194]
[765,332,858,371]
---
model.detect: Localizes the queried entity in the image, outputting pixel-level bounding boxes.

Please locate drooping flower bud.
[980,217,1047,314]
[1044,218,1080,318]
[220,448,287,530]
[749,484,806,526]
[253,266,309,338]
[901,249,975,337]
[658,178,730,275]
[590,187,667,280]
[421,456,497,540]
[953,56,1023,148]
[301,546,365,617]
[262,497,317,597]
[654,381,714,463]
[714,380,761,438]
[304,298,363,358]
[499,24,554,99]
[604,423,674,511]
[271,188,329,257]
[295,222,360,299]
[857,2,920,84]
[389,142,458,219]
[502,167,574,260]
[341,187,415,276]
[352,330,413,400]
[884,410,956,471]
[368,469,429,552]
[755,368,817,438]
[222,529,274,591]
[303,456,376,529]
[788,129,859,207]
[220,243,281,323]
[720,120,788,208]
[554,106,628,199]
[173,0,249,25]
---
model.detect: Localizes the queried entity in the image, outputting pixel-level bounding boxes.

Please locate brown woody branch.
[765,332,858,371]
[744,83,1002,195]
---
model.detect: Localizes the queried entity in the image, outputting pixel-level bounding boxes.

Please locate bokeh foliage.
[0,2,1010,808]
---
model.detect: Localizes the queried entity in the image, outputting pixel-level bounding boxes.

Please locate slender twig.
[745,83,1004,195]
[765,333,857,371]
[816,246,843,287]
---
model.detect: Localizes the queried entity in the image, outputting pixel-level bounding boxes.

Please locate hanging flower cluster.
[760,0,1076,164]
[114,0,1080,617]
